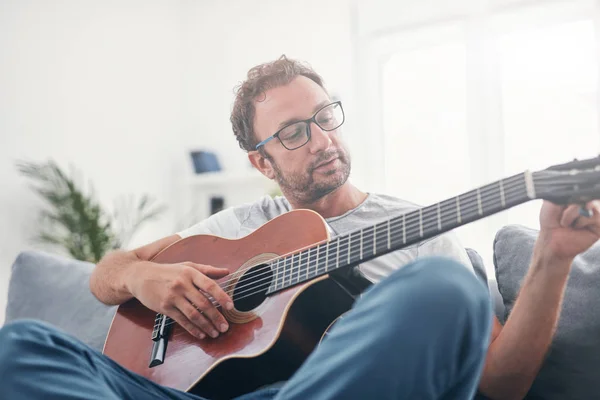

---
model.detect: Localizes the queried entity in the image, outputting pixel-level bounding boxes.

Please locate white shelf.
[177,169,278,224]
[187,170,272,187]
[179,169,277,223]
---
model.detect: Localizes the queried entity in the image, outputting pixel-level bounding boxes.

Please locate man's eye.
[317,112,334,125]
[282,126,304,140]
[288,131,303,140]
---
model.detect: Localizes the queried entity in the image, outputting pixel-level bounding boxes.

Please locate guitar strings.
[199,173,526,291]
[155,168,571,314]
[223,169,573,295]
[204,173,527,294]
[152,175,530,330]
[152,175,531,331]
[152,178,530,331]
[191,169,571,295]
[210,185,527,301]
[156,173,580,332]
[156,169,580,331]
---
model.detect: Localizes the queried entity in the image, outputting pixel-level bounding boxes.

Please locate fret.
[275,258,280,290]
[511,176,533,206]
[437,202,442,231]
[458,191,481,222]
[359,229,363,260]
[402,214,406,244]
[419,208,423,237]
[373,224,377,255]
[477,188,483,215]
[315,244,320,278]
[347,232,351,265]
[305,248,310,280]
[456,196,462,223]
[336,236,340,269]
[418,205,439,240]
[325,241,330,271]
[339,236,347,269]
[288,256,293,287]
[297,252,303,283]
[279,257,284,288]
[439,198,457,229]
[505,174,529,207]
[480,181,505,215]
[322,243,329,274]
[387,219,391,249]
[290,254,296,285]
[296,251,302,283]
[283,257,288,288]
[499,179,506,207]
[310,246,319,280]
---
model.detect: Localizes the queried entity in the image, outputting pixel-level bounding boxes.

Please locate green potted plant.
[17,160,166,263]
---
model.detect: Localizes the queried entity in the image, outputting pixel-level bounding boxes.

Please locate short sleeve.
[177,208,241,239]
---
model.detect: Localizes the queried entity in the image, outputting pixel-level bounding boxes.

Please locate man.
[1,55,599,400]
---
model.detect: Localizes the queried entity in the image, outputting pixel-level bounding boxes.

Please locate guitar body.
[103,210,356,399]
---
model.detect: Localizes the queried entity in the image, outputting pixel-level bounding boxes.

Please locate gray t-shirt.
[177,193,473,283]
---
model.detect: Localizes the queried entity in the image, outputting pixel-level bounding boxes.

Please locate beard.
[269,147,352,204]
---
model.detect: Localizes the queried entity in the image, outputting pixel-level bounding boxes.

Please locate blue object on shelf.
[190,151,221,174]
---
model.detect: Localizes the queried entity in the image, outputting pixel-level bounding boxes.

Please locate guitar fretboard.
[267,171,532,294]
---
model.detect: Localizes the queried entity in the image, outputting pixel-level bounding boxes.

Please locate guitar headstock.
[533,156,600,204]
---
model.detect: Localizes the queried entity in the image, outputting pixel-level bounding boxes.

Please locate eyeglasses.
[255,101,345,151]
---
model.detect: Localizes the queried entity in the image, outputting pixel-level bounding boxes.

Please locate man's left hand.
[538,200,600,263]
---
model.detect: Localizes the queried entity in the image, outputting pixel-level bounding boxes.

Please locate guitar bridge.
[149,313,173,368]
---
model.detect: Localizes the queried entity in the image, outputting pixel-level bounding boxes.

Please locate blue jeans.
[0,257,492,399]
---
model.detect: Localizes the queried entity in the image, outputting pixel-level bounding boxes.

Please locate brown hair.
[230,55,327,153]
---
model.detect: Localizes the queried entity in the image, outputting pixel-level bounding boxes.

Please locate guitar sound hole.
[233,264,273,312]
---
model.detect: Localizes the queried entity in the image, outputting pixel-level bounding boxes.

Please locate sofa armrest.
[4,250,116,352]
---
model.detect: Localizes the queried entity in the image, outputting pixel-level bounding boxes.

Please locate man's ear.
[248,151,275,180]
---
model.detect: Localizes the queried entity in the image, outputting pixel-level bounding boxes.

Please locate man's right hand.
[126,261,234,339]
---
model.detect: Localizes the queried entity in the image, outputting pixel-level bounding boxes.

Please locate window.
[382,40,470,206]
[499,20,599,229]
[358,0,600,270]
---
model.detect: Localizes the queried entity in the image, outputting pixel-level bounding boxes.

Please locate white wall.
[179,0,357,174]
[0,0,356,324]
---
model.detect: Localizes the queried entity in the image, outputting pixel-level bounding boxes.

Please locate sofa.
[5,225,600,399]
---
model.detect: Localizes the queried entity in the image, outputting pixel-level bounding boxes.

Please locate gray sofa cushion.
[466,248,504,320]
[5,250,116,352]
[494,225,600,400]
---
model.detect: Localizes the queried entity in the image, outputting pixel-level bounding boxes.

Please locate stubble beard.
[270,149,352,204]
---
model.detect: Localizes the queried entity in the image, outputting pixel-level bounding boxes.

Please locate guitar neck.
[267,171,535,294]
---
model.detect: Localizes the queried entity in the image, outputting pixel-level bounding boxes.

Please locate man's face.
[252,76,351,203]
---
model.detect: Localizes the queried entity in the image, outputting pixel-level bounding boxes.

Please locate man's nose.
[307,122,332,153]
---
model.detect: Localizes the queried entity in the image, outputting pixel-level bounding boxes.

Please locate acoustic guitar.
[103,156,600,399]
